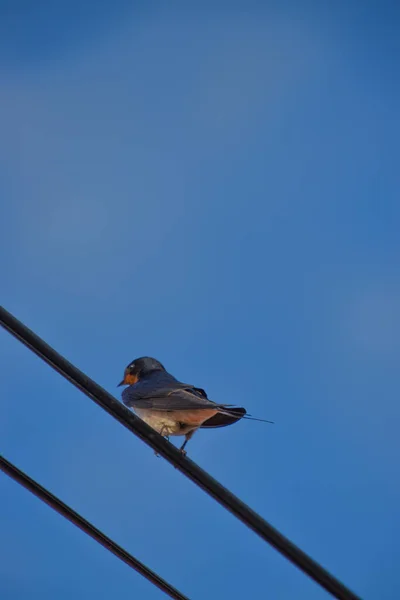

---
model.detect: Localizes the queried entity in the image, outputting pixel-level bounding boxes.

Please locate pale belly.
[134,408,218,437]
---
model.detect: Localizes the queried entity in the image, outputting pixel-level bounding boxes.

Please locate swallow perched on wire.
[118,357,272,455]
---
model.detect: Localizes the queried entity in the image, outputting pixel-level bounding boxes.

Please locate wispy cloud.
[1,11,327,309]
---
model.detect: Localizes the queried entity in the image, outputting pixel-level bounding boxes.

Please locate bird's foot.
[154,434,170,457]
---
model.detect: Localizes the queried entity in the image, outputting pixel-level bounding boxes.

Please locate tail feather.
[200,408,246,428]
[201,407,274,428]
[226,411,274,424]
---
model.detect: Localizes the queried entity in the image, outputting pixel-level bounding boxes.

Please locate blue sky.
[1,2,399,599]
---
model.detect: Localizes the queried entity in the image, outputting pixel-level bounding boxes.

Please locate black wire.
[0,455,189,600]
[0,306,361,600]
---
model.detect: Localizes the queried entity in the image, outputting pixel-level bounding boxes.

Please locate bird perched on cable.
[118,356,272,455]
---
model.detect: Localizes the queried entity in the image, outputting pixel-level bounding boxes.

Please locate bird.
[118,356,272,455]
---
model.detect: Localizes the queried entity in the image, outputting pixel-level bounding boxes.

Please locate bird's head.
[118,356,166,387]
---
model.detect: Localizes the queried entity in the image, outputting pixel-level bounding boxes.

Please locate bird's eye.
[128,363,135,370]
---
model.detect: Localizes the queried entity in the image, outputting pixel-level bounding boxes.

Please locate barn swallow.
[118,356,272,455]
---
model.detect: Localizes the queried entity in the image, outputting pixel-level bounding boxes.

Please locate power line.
[0,455,189,600]
[0,306,361,600]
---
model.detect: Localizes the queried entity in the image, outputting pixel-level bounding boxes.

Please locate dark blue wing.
[122,372,217,410]
[121,372,235,412]
[122,385,224,410]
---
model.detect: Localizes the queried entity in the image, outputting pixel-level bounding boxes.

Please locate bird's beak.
[117,373,139,387]
[118,372,128,387]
